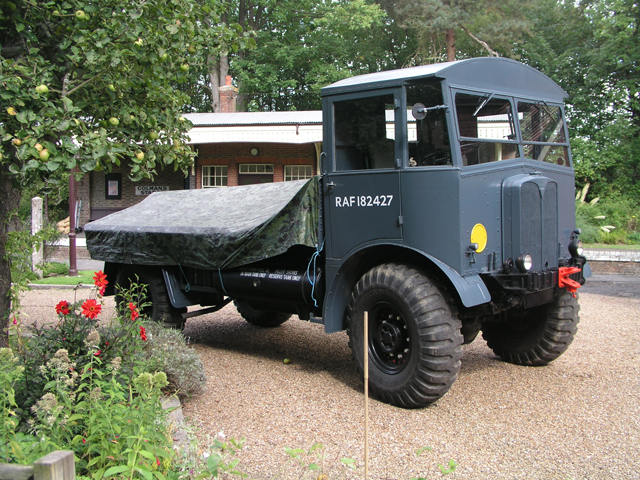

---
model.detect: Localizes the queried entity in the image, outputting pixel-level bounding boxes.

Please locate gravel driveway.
[18,283,640,479]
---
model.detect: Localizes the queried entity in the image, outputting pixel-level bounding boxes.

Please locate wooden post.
[33,450,75,480]
[364,310,369,478]
[31,196,43,278]
[68,170,78,276]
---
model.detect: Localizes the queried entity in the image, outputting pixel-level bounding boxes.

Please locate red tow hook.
[558,267,582,298]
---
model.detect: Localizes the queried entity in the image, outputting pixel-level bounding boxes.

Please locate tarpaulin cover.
[84,178,319,269]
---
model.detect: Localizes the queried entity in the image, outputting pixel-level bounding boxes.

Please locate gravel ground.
[17,284,640,479]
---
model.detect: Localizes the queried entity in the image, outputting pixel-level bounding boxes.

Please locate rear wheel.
[234,300,292,327]
[481,291,580,366]
[347,263,463,408]
[115,266,186,329]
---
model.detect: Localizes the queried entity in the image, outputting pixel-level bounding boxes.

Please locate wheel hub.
[369,302,411,374]
[379,322,403,353]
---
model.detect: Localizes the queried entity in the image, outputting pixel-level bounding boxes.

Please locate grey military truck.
[85,57,589,409]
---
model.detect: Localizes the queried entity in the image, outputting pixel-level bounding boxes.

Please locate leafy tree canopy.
[0,0,243,341]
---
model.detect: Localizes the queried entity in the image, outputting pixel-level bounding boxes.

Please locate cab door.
[322,89,403,260]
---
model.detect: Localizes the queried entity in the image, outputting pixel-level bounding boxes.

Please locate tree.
[378,0,532,63]
[519,0,640,202]
[0,0,240,345]
[181,0,394,112]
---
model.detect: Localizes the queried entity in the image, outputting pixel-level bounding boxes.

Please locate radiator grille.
[506,177,559,272]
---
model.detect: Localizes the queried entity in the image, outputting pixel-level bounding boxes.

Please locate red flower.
[93,270,108,293]
[129,302,139,321]
[55,301,71,315]
[82,438,86,444]
[94,350,101,357]
[81,299,102,319]
[156,458,160,467]
[12,317,17,325]
[139,326,147,342]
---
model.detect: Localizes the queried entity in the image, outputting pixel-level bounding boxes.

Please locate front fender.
[321,247,491,334]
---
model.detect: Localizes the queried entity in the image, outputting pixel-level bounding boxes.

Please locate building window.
[285,165,313,181]
[202,165,228,188]
[238,163,274,185]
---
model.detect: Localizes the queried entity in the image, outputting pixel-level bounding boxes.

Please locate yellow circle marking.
[470,224,488,253]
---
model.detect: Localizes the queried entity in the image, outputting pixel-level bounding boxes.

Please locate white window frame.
[202,165,228,188]
[238,164,274,174]
[284,165,313,181]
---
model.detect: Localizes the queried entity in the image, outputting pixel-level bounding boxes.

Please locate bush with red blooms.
[9,271,152,430]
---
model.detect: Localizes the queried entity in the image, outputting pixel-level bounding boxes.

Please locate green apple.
[39,149,50,161]
[12,138,22,146]
[283,358,291,364]
[159,53,168,62]
[180,63,189,72]
[108,84,116,91]
[108,117,119,127]
[188,45,196,54]
[7,107,17,116]
[148,131,159,140]
[75,10,85,20]
[135,151,145,161]
[35,84,49,94]
[134,38,143,46]
[35,143,43,152]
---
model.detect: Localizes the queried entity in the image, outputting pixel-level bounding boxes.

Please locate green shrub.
[144,323,207,398]
[575,188,640,245]
[3,272,208,478]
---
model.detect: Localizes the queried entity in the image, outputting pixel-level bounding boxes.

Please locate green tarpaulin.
[85,178,320,269]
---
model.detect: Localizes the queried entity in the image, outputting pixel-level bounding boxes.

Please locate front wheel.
[481,291,580,366]
[347,263,463,409]
[115,266,187,329]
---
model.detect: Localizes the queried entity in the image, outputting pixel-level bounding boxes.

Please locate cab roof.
[321,57,567,103]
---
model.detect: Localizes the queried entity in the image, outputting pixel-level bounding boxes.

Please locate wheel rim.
[368,301,411,374]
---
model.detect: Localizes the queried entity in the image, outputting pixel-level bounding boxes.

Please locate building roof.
[184,111,323,145]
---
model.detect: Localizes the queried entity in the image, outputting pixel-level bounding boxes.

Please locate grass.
[30,270,96,285]
[584,243,640,250]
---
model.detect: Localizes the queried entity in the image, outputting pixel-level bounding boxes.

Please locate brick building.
[75,86,323,230]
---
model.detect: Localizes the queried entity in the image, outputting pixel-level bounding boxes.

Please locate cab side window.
[406,83,452,167]
[518,102,570,167]
[334,94,395,171]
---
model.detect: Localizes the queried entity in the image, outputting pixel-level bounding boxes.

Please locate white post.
[31,196,43,278]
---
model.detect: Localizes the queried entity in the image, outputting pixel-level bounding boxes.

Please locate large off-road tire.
[115,266,187,329]
[481,291,580,366]
[234,300,292,327]
[347,263,463,409]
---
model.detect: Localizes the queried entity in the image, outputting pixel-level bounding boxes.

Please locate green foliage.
[576,193,639,245]
[210,0,399,112]
[438,459,459,476]
[282,442,326,476]
[1,274,210,478]
[143,322,207,398]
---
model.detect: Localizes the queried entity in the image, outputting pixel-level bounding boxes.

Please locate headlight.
[569,239,583,257]
[516,254,533,273]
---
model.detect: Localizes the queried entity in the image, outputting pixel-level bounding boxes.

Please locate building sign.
[135,186,169,196]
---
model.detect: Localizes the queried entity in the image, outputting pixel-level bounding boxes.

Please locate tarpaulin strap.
[558,266,581,298]
[218,269,229,296]
[178,264,191,293]
[306,241,324,308]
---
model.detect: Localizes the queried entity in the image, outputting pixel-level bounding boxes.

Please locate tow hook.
[558,267,582,297]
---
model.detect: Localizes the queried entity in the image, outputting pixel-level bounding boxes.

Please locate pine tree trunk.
[0,169,20,347]
[445,29,456,62]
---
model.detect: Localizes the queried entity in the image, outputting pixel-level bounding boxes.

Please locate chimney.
[219,75,238,113]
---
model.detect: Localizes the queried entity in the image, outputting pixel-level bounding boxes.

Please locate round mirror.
[412,103,427,120]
